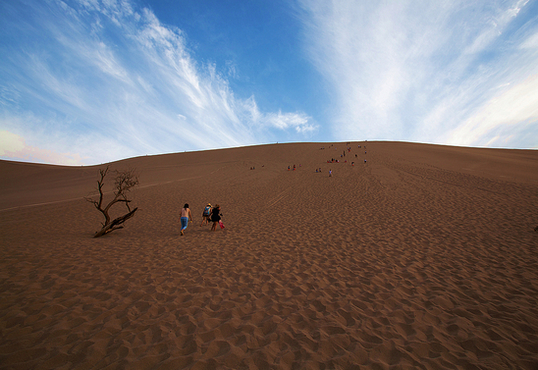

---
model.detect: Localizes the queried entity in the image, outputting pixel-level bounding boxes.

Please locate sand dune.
[1,141,538,369]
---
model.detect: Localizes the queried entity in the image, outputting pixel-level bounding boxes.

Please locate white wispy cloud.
[446,74,538,146]
[520,31,538,49]
[297,0,538,148]
[0,128,85,165]
[0,0,315,165]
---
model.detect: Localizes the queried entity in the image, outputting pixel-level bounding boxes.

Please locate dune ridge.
[1,141,538,369]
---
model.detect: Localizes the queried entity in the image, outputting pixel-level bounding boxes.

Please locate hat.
[207,203,211,206]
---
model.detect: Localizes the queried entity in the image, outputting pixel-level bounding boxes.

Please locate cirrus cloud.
[0,0,315,165]
[297,0,538,148]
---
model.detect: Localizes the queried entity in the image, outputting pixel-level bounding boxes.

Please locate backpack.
[203,206,211,216]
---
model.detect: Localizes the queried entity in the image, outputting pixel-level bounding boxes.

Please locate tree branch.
[86,166,139,237]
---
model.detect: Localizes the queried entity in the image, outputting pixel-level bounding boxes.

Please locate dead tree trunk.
[92,207,138,238]
[85,166,139,238]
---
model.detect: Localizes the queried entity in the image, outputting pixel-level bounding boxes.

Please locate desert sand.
[1,141,537,369]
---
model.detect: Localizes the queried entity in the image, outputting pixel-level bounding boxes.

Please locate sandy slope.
[1,141,537,369]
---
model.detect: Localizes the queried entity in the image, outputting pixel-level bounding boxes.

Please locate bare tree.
[85,166,139,238]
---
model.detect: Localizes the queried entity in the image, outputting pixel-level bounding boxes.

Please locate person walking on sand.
[329,169,332,177]
[200,203,212,227]
[210,204,222,231]
[179,204,193,236]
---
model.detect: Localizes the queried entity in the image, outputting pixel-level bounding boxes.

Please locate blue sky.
[1,0,537,165]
